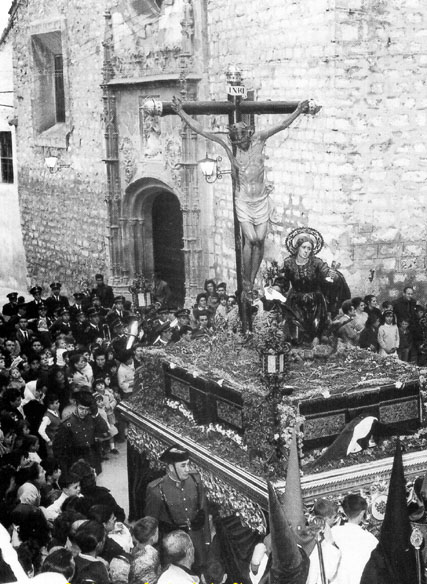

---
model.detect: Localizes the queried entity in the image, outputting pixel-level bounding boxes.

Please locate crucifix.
[143,68,320,331]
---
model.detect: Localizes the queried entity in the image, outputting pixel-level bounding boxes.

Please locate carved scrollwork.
[119,137,137,183]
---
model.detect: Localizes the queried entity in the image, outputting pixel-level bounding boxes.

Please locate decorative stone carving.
[141,109,162,159]
[164,133,183,189]
[119,137,137,183]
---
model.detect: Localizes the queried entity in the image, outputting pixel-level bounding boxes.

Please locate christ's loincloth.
[235,186,274,226]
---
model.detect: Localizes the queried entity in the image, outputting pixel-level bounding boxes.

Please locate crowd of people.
[0,270,425,584]
[332,287,427,363]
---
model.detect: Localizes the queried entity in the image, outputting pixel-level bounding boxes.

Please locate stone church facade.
[9,0,427,303]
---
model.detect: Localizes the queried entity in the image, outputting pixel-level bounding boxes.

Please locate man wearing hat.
[49,307,72,339]
[106,296,130,328]
[171,309,191,342]
[91,274,115,309]
[70,292,88,322]
[2,292,19,322]
[152,321,174,347]
[26,286,45,322]
[53,390,110,475]
[45,282,70,318]
[145,444,210,573]
[83,307,105,345]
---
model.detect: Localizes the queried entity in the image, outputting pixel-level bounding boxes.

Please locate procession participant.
[2,292,19,321]
[332,494,378,584]
[52,390,110,475]
[171,308,191,342]
[71,310,87,346]
[79,279,93,312]
[26,286,45,322]
[145,444,210,573]
[91,273,115,309]
[106,296,130,328]
[34,303,53,346]
[69,292,86,322]
[45,283,70,318]
[49,308,72,340]
[152,306,170,330]
[109,317,128,358]
[83,307,104,345]
[90,294,109,320]
[152,321,174,347]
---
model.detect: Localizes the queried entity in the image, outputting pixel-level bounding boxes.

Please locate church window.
[31,30,67,134]
[0,131,13,183]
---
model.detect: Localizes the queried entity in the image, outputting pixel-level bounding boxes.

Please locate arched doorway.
[121,178,189,304]
[152,192,185,305]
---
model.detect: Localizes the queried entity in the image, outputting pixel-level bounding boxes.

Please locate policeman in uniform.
[45,282,70,317]
[2,292,19,321]
[171,308,191,342]
[52,391,110,475]
[26,286,45,322]
[145,444,210,574]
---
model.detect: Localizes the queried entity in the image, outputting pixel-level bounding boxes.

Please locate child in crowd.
[22,435,42,464]
[378,309,399,357]
[94,385,118,457]
[45,472,81,521]
[398,318,413,362]
[38,393,61,458]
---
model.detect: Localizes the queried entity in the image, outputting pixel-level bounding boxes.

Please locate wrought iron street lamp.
[198,153,232,183]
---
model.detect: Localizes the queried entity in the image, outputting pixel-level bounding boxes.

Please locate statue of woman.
[276,228,349,344]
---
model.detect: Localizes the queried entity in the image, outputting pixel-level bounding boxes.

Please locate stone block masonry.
[10,0,427,303]
[205,0,427,300]
[11,0,108,295]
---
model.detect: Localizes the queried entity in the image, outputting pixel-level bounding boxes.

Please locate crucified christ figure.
[171,96,310,293]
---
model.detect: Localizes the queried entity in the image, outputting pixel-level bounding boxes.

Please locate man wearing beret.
[53,391,110,475]
[145,444,210,574]
[45,282,70,318]
[91,274,115,309]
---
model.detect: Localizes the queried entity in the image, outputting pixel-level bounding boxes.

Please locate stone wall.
[204,0,427,301]
[10,0,427,302]
[0,20,27,292]
[11,0,108,296]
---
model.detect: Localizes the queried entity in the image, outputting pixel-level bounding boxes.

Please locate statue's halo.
[285,227,324,256]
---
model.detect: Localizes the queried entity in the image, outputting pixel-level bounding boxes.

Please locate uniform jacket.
[91,284,115,309]
[52,411,109,473]
[45,294,70,317]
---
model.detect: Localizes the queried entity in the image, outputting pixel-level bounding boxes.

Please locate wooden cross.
[143,80,318,332]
